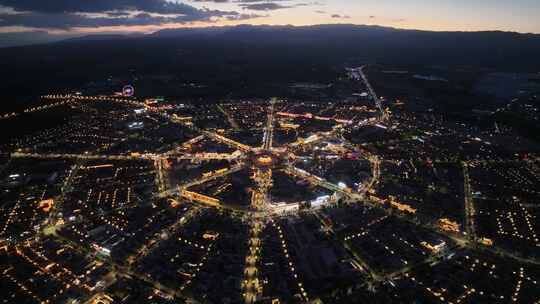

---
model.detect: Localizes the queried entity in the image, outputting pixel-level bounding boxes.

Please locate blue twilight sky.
[0,0,539,46]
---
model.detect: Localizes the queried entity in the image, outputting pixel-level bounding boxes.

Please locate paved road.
[262,98,276,150]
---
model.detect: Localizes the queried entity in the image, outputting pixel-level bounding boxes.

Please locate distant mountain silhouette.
[62,33,144,43]
[0,31,74,48]
[54,24,540,71]
[1,24,539,101]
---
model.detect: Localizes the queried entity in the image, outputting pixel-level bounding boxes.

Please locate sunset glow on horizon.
[0,0,539,41]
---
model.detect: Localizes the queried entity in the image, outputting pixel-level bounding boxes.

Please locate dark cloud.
[0,0,261,28]
[191,0,230,2]
[0,12,183,29]
[0,10,260,28]
[0,0,200,15]
[331,14,350,19]
[236,0,316,11]
[235,0,288,2]
[106,11,132,17]
[0,0,318,29]
[239,3,290,11]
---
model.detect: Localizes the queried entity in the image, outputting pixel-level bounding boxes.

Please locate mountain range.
[1,24,539,101]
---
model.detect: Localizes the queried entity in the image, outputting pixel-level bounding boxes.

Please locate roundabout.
[162,100,381,217]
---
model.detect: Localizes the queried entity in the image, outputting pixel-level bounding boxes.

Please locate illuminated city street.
[1,66,540,304]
